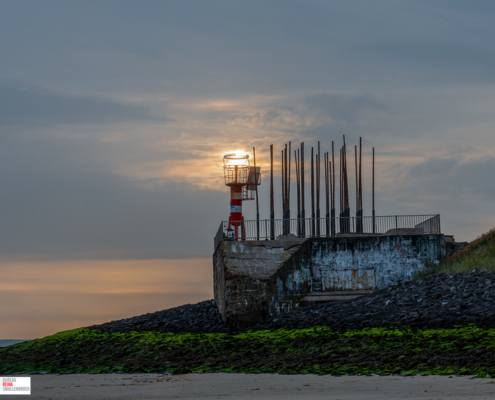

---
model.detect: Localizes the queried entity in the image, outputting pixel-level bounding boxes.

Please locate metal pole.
[253,146,259,240]
[284,144,288,211]
[331,141,335,236]
[281,150,284,235]
[345,143,349,233]
[288,141,291,231]
[325,152,329,237]
[339,147,342,233]
[372,147,375,234]
[342,137,348,233]
[311,147,315,237]
[355,145,358,220]
[359,137,363,233]
[316,141,320,237]
[359,137,362,214]
[329,158,333,237]
[270,144,274,240]
[284,144,288,234]
[295,149,301,237]
[301,142,305,237]
[344,138,350,233]
[345,144,348,233]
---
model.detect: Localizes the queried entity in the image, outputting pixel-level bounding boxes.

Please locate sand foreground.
[7,373,495,399]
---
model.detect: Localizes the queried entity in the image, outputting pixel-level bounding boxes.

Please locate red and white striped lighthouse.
[223,152,260,240]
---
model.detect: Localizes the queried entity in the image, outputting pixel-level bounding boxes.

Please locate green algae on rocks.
[2,325,495,377]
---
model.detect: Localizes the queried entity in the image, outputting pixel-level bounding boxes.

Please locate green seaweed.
[2,325,495,377]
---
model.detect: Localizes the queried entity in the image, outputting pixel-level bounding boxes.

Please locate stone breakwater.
[89,272,495,334]
[253,271,495,331]
[89,300,230,334]
[447,241,469,257]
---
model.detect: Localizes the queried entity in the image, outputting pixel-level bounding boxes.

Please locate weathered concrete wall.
[310,235,445,291]
[213,236,312,330]
[214,234,445,330]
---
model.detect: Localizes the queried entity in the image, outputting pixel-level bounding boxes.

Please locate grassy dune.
[2,326,495,377]
[441,229,495,274]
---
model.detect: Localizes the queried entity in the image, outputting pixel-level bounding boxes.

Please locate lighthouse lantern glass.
[223,152,250,186]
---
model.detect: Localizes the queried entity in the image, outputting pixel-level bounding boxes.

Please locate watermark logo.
[1,377,31,395]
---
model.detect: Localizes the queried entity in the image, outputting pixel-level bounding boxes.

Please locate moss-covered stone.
[2,325,495,377]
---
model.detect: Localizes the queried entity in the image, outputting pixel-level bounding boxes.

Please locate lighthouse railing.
[214,214,440,249]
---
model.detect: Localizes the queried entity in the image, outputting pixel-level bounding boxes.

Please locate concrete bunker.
[213,234,445,330]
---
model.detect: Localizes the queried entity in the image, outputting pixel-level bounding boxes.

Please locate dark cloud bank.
[0,82,156,130]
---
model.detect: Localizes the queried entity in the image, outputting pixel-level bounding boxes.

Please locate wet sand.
[11,373,495,399]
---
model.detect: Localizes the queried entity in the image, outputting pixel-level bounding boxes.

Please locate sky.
[2,0,495,338]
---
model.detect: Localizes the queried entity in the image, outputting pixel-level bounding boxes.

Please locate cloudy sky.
[2,0,495,338]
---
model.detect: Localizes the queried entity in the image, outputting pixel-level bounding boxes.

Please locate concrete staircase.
[301,289,375,305]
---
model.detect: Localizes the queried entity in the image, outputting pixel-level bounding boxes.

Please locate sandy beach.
[10,373,495,399]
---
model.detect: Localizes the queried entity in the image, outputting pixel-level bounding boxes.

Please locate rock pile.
[252,270,495,331]
[447,241,469,257]
[89,300,230,334]
[89,271,495,334]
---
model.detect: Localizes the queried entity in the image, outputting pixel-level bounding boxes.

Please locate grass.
[2,325,495,377]
[440,228,495,274]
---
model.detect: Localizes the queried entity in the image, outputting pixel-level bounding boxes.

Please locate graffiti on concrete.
[214,234,445,330]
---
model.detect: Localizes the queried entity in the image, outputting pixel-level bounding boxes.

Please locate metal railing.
[213,214,440,250]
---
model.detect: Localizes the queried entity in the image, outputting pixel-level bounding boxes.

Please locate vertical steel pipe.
[372,146,375,234]
[311,147,315,237]
[316,141,320,237]
[270,144,274,239]
[301,142,305,237]
[331,141,335,236]
[295,149,301,237]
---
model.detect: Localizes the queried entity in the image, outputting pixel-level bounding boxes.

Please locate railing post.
[213,214,441,249]
[331,209,335,237]
[372,210,375,234]
[272,219,275,239]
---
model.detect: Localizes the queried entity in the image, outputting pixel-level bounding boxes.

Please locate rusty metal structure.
[218,136,433,246]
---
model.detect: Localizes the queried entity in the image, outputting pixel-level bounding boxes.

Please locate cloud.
[405,157,495,200]
[1,1,495,257]
[0,133,226,261]
[225,108,305,133]
[369,155,495,242]
[303,93,387,124]
[0,81,158,130]
[299,93,390,143]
